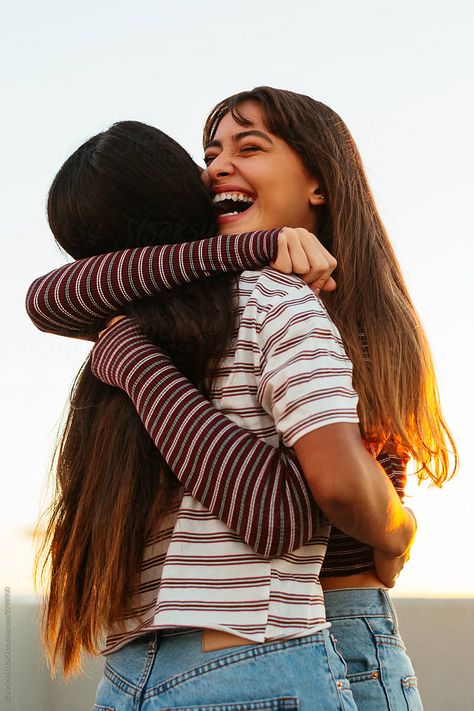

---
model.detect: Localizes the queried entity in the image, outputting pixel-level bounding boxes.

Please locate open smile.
[212,187,257,225]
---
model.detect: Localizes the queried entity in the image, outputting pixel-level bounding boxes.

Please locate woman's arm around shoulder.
[25,227,336,339]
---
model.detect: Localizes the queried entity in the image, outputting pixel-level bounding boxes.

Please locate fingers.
[299,235,337,288]
[309,276,337,295]
[274,228,313,274]
[107,315,126,328]
[288,245,311,274]
[373,547,408,589]
[273,227,337,295]
[270,231,293,274]
[98,314,126,339]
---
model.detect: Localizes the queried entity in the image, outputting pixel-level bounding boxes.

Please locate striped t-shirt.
[102,267,360,654]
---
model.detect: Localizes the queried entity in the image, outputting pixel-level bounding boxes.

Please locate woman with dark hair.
[27,120,371,709]
[24,93,448,708]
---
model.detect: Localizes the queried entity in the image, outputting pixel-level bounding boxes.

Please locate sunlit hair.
[35,121,236,676]
[204,87,458,485]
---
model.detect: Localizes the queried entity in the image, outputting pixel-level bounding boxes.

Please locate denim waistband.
[324,587,399,626]
[115,590,399,653]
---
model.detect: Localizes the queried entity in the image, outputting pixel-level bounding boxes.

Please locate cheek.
[247,160,313,222]
[256,161,310,208]
[256,172,289,207]
[273,181,310,219]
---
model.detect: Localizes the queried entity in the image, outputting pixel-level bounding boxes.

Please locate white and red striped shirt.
[102,267,360,654]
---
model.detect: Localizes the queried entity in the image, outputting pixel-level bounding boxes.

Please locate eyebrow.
[205,130,274,150]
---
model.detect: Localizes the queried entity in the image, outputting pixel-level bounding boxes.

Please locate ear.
[309,185,326,206]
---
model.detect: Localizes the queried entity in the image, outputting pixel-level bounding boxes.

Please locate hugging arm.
[90,317,325,558]
[25,230,280,339]
[27,228,407,561]
[90,317,406,560]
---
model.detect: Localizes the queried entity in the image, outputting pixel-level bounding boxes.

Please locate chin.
[218,221,256,235]
[216,210,270,235]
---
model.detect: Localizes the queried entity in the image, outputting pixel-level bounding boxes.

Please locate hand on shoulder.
[271,227,337,295]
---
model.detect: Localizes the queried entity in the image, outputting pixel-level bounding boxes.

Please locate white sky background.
[1,0,473,596]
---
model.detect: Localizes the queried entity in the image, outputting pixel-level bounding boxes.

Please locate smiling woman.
[199,85,459,709]
[203,89,456,487]
[203,109,325,232]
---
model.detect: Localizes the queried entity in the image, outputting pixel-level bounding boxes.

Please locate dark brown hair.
[204,87,458,485]
[35,121,236,676]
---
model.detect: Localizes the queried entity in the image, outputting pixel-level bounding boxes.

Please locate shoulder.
[238,267,325,315]
[239,266,310,298]
[238,268,342,342]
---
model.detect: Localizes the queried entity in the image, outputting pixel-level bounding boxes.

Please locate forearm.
[293,423,414,556]
[25,229,281,338]
[317,449,415,556]
[91,317,326,558]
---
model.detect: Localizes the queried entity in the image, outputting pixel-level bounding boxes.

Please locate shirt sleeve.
[256,281,360,447]
[25,229,281,339]
[90,317,327,558]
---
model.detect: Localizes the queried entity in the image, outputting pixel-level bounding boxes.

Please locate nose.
[206,151,235,181]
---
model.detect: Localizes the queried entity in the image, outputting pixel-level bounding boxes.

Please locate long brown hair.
[35,121,236,676]
[204,87,458,485]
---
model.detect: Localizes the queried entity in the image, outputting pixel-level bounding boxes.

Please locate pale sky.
[2,0,473,597]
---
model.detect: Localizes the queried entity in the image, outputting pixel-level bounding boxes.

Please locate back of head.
[48,120,214,258]
[38,121,236,676]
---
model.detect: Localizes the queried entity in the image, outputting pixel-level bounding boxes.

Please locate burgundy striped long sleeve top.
[25,229,407,576]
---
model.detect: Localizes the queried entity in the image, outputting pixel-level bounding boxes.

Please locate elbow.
[306,475,365,532]
[25,296,36,323]
[25,288,42,328]
[304,449,373,518]
[307,476,353,513]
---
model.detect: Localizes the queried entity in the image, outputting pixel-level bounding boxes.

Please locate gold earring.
[315,194,325,200]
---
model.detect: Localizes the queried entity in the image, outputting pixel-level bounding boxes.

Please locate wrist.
[91,318,169,392]
[264,227,283,262]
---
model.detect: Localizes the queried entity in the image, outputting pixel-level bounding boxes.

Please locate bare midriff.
[321,571,384,590]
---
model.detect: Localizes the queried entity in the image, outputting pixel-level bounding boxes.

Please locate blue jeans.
[324,588,423,710]
[93,627,357,710]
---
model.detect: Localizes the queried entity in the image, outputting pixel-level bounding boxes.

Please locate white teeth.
[213,191,255,205]
[222,211,239,216]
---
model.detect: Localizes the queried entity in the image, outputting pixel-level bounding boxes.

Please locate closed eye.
[203,153,218,166]
[203,145,262,165]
